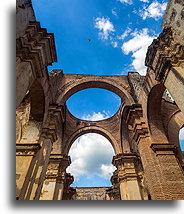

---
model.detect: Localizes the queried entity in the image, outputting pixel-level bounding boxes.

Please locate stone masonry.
[16,0,184,200]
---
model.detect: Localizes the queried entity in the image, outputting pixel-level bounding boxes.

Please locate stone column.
[39,154,71,200]
[18,129,56,200]
[16,143,41,200]
[112,153,142,200]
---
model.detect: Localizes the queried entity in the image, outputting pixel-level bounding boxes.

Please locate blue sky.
[31,0,177,187]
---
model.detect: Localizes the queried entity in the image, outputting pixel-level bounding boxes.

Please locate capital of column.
[112,153,139,182]
[45,154,71,182]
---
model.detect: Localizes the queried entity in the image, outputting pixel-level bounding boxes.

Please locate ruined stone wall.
[73,187,110,200]
[16,0,36,38]
[162,0,184,44]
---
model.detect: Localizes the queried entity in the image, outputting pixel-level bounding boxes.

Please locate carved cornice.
[112,153,138,167]
[151,143,177,155]
[16,21,57,78]
[145,27,184,82]
[16,143,40,156]
[45,155,71,182]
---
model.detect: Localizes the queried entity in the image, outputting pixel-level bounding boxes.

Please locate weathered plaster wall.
[16,0,36,38]
[162,0,184,44]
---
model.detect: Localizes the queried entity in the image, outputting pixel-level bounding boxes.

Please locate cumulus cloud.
[139,1,167,20]
[67,133,116,182]
[121,28,155,75]
[82,111,111,121]
[94,17,115,40]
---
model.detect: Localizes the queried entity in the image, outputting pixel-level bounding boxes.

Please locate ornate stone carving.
[145,27,184,82]
[16,21,57,78]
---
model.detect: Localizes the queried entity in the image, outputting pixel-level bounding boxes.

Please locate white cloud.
[94,17,115,40]
[179,127,184,141]
[139,0,149,2]
[67,133,116,182]
[121,28,155,75]
[119,0,149,4]
[118,27,132,41]
[112,8,118,17]
[119,0,133,5]
[139,1,167,20]
[82,111,111,121]
[111,41,118,48]
[100,164,116,179]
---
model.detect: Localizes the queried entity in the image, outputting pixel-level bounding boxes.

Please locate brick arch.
[55,74,134,105]
[64,126,121,155]
[146,82,173,145]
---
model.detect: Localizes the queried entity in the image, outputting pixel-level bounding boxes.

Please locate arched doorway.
[67,133,116,187]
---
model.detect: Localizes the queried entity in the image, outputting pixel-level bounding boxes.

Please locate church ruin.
[16,0,184,200]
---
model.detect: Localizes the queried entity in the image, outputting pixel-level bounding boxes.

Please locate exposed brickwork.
[16,0,184,200]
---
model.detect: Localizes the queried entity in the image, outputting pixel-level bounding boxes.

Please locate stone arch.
[56,75,134,105]
[64,126,121,155]
[147,83,169,143]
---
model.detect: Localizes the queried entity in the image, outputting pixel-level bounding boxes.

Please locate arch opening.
[66,88,121,121]
[66,133,116,187]
[179,127,184,152]
[57,79,133,106]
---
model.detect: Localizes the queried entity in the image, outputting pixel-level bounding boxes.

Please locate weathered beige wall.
[16,155,33,198]
[164,67,184,114]
[162,0,183,44]
[40,181,56,200]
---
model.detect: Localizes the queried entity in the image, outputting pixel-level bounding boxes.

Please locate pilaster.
[112,153,142,200]
[124,104,184,200]
[40,154,72,200]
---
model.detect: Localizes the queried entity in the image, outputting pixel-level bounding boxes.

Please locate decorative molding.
[145,27,184,82]
[151,143,177,155]
[16,143,40,156]
[123,104,149,145]
[16,21,57,78]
